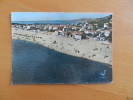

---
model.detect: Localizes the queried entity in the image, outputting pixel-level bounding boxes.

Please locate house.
[84,30,90,34]
[64,32,73,37]
[58,26,64,30]
[73,32,82,40]
[104,23,109,28]
[74,34,82,40]
[52,30,64,36]
[71,27,76,31]
[52,25,58,30]
[87,24,93,30]
[48,25,53,30]
[104,30,111,37]
[90,30,97,35]
[79,28,85,32]
[44,25,49,30]
[26,25,36,31]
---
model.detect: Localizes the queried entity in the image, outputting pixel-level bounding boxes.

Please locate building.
[73,32,82,40]
[53,30,64,36]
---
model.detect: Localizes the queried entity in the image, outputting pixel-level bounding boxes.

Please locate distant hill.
[73,15,112,22]
[73,18,97,21]
[72,15,112,28]
[92,15,112,28]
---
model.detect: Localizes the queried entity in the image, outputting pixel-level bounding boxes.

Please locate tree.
[81,33,87,39]
[108,33,112,43]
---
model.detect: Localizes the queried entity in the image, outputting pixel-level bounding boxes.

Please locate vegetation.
[81,33,87,39]
[90,15,112,28]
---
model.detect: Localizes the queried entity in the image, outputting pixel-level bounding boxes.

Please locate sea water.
[12,20,80,24]
[12,39,112,84]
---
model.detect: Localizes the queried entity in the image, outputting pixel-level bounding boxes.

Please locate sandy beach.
[12,28,112,65]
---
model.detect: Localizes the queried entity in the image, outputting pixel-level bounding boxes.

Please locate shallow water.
[12,39,112,84]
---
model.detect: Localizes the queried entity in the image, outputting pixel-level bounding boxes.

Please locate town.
[12,15,112,42]
[11,12,113,85]
[12,15,112,64]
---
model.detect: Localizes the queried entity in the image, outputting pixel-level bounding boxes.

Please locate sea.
[12,39,112,84]
[12,20,80,24]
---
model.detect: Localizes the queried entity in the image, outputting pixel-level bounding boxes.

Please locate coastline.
[12,39,112,84]
[12,28,112,65]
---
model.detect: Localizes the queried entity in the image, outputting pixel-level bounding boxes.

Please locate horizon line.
[12,16,111,22]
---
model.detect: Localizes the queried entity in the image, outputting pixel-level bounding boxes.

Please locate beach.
[12,39,112,84]
[12,28,112,65]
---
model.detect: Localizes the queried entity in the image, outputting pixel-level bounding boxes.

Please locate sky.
[11,12,112,21]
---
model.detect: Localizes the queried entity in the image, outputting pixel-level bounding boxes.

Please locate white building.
[74,34,82,40]
[48,25,53,30]
[79,28,85,32]
[104,23,109,28]
[104,30,111,37]
[52,30,64,36]
[84,30,90,34]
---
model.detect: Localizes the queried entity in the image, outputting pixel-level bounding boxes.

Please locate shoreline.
[12,28,112,65]
[12,39,112,84]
